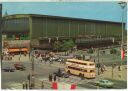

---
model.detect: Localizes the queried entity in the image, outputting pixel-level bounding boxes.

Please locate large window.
[68,66,90,72]
[90,70,95,72]
[68,66,82,71]
[67,61,87,65]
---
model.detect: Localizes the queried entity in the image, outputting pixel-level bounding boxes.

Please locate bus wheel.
[67,70,70,74]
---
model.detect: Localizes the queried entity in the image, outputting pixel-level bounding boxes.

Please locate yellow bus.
[65,59,96,78]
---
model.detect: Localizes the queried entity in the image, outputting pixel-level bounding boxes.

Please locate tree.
[87,48,93,54]
[61,40,75,51]
[53,41,62,51]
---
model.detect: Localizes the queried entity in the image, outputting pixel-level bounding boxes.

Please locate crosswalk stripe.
[6,82,22,89]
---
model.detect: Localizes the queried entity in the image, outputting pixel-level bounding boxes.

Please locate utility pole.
[19,34,22,61]
[56,37,59,53]
[97,48,100,75]
[118,1,126,45]
[118,2,126,64]
[29,17,35,89]
[31,48,35,89]
[112,64,114,79]
[0,4,2,69]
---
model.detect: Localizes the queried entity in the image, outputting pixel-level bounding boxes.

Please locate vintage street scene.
[0,1,127,90]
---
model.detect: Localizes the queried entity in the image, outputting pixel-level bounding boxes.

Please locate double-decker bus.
[65,59,96,78]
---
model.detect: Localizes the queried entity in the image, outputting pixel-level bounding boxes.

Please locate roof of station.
[4,14,122,24]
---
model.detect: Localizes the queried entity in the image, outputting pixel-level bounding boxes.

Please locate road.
[1,59,61,89]
[1,55,127,89]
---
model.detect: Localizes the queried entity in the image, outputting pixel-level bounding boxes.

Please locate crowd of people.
[33,51,66,65]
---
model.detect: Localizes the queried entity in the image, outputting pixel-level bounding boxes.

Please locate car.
[14,63,25,71]
[53,69,69,78]
[2,67,15,72]
[95,79,114,88]
[62,72,70,78]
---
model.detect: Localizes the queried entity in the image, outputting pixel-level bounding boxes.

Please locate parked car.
[14,63,25,71]
[2,67,15,72]
[95,79,114,88]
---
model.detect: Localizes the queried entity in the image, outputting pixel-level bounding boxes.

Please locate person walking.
[51,74,53,82]
[94,59,95,63]
[49,74,51,82]
[118,65,121,71]
[41,82,44,89]
[25,82,28,89]
[101,67,104,74]
[54,75,57,82]
[23,82,25,89]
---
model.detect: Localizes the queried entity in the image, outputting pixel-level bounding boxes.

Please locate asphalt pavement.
[1,54,127,89]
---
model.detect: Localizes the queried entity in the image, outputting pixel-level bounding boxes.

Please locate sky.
[1,2,127,23]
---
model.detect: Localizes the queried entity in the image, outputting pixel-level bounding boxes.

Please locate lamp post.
[0,4,2,68]
[118,2,126,65]
[56,37,59,53]
[97,48,100,75]
[29,17,35,89]
[118,1,126,47]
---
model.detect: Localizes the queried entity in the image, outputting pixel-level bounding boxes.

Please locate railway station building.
[2,14,126,49]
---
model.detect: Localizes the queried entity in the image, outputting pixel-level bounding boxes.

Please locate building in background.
[2,14,126,50]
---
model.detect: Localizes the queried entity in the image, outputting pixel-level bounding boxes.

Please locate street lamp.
[118,1,126,69]
[0,4,2,68]
[118,1,126,46]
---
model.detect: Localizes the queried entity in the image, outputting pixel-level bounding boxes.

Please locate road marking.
[6,82,23,89]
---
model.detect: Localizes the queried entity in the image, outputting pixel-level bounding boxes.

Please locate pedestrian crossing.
[60,76,82,84]
[6,82,23,89]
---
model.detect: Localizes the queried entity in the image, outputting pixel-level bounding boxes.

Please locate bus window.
[90,63,94,66]
[84,70,87,72]
[67,61,87,65]
[90,70,94,72]
[68,66,82,71]
[83,63,87,65]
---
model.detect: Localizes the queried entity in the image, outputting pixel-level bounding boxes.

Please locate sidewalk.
[6,82,23,89]
[99,65,127,81]
[11,55,30,62]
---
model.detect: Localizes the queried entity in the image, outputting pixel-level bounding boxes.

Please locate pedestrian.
[103,64,106,71]
[58,77,60,82]
[49,74,51,82]
[58,68,61,74]
[41,81,44,89]
[25,82,28,89]
[80,74,84,80]
[118,65,121,71]
[94,59,95,63]
[101,67,104,74]
[54,75,57,82]
[23,82,25,89]
[51,74,53,82]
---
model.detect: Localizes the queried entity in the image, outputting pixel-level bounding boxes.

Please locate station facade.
[2,14,126,49]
